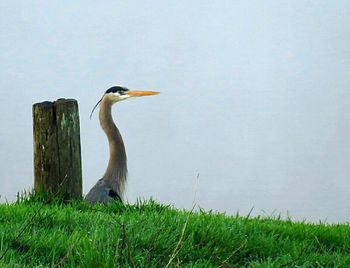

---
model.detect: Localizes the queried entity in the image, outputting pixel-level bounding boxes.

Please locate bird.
[85,86,159,204]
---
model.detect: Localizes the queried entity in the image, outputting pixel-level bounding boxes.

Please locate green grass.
[0,197,350,267]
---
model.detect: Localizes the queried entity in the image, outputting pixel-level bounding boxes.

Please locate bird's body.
[85,86,159,204]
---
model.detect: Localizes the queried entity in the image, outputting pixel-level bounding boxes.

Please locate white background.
[1,1,350,223]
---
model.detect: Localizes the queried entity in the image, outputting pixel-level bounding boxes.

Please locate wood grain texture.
[33,99,82,200]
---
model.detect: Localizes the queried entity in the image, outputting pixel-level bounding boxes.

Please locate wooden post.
[33,99,82,200]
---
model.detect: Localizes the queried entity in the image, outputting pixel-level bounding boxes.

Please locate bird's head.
[90,86,160,119]
[104,86,159,103]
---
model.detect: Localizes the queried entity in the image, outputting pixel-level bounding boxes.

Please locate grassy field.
[0,198,350,267]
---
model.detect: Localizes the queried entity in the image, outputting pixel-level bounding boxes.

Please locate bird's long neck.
[99,97,127,195]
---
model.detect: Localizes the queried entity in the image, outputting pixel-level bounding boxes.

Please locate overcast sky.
[1,1,350,223]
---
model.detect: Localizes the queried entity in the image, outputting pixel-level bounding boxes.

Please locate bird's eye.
[118,91,125,95]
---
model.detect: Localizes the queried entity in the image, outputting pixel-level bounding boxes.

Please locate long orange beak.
[127,90,160,97]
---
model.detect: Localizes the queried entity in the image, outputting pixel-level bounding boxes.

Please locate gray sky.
[1,1,350,223]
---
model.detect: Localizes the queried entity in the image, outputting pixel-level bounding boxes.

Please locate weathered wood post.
[33,99,82,200]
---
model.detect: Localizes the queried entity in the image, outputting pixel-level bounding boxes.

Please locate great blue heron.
[85,86,159,204]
